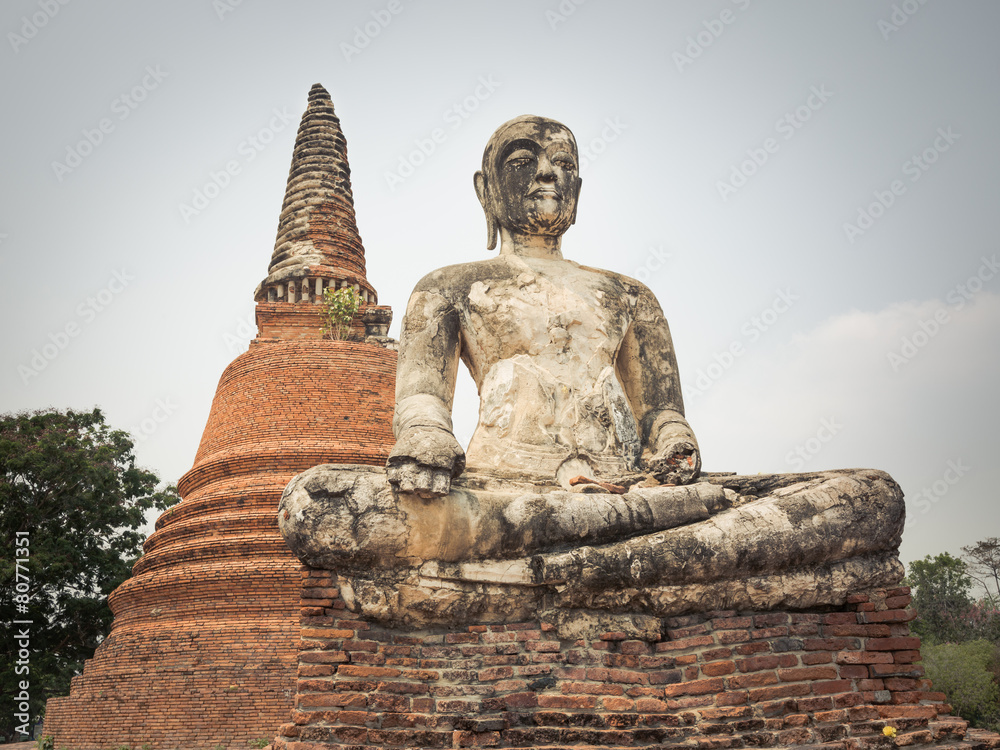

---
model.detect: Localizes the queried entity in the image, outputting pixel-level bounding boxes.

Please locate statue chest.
[460,267,633,380]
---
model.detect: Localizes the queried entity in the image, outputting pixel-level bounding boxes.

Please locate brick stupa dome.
[43,85,396,749]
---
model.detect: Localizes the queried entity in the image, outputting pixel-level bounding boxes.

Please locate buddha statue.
[278,116,905,628]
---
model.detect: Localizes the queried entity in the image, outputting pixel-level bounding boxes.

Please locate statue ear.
[474,171,499,251]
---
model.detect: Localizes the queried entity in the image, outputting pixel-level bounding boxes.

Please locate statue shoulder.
[410,257,517,303]
[575,263,659,301]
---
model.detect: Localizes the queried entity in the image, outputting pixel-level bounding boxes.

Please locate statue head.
[475,115,582,251]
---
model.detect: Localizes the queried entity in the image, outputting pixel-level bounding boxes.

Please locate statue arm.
[387,288,466,497]
[615,286,701,484]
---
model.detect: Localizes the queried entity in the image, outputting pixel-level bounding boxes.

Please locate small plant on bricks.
[321,286,361,340]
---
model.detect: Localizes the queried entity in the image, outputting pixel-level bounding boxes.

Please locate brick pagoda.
[43,84,396,750]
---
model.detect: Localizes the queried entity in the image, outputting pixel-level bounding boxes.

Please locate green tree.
[0,408,180,741]
[907,552,974,644]
[963,537,1000,607]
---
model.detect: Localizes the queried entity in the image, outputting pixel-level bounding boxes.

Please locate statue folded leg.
[278,465,904,627]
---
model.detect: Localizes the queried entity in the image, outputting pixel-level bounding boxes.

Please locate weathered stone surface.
[279,115,907,628]
[280,466,903,626]
[279,464,726,568]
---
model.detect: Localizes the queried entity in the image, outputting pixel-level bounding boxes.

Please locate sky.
[1,0,998,574]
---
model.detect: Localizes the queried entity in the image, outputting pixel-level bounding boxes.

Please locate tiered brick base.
[43,339,397,750]
[277,572,1000,750]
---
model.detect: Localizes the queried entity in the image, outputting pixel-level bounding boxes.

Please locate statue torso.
[438,255,643,482]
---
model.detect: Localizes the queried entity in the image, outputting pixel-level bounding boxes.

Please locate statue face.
[478,117,581,245]
[496,124,579,237]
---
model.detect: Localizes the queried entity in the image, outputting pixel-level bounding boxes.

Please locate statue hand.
[647,438,701,486]
[387,426,466,499]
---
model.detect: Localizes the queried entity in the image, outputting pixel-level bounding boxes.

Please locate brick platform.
[276,572,1000,749]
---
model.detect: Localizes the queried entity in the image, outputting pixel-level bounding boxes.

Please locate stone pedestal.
[275,570,1000,750]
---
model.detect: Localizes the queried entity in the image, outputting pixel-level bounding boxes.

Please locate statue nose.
[536,155,557,180]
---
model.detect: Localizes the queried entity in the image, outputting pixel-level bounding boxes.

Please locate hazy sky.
[2,1,997,573]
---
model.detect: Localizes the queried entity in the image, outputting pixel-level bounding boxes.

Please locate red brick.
[877,705,937,719]
[835,650,893,665]
[620,640,652,654]
[703,647,733,661]
[700,706,753,721]
[812,679,853,695]
[735,642,770,656]
[717,629,751,644]
[662,677,725,697]
[299,651,349,664]
[803,638,859,651]
[338,665,401,678]
[813,708,848,723]
[776,728,812,744]
[797,696,834,713]
[648,670,683,685]
[597,631,629,641]
[748,683,811,702]
[801,652,833,665]
[712,616,753,629]
[865,636,921,651]
[477,666,513,681]
[526,640,560,652]
[737,654,797,672]
[657,635,715,652]
[537,695,596,709]
[702,661,737,677]
[728,671,779,689]
[754,613,790,627]
[635,697,671,712]
[822,612,858,625]
[860,609,917,623]
[839,665,868,679]
[601,696,634,711]
[607,668,648,684]
[503,692,538,709]
[869,663,924,678]
[777,666,838,682]
[561,680,623,696]
[667,623,709,639]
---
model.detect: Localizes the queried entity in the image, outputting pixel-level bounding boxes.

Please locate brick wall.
[254,302,388,342]
[277,571,1000,750]
[43,339,397,750]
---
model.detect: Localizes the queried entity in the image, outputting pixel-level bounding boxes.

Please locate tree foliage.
[321,286,361,341]
[907,552,975,644]
[922,640,1000,732]
[963,537,1000,606]
[0,408,180,740]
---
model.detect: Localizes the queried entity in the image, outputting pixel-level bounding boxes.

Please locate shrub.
[922,639,1000,731]
[321,286,361,340]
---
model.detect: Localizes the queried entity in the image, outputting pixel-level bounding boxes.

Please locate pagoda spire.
[255,83,375,305]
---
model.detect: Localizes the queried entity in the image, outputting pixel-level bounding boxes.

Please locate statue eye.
[505,150,536,169]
